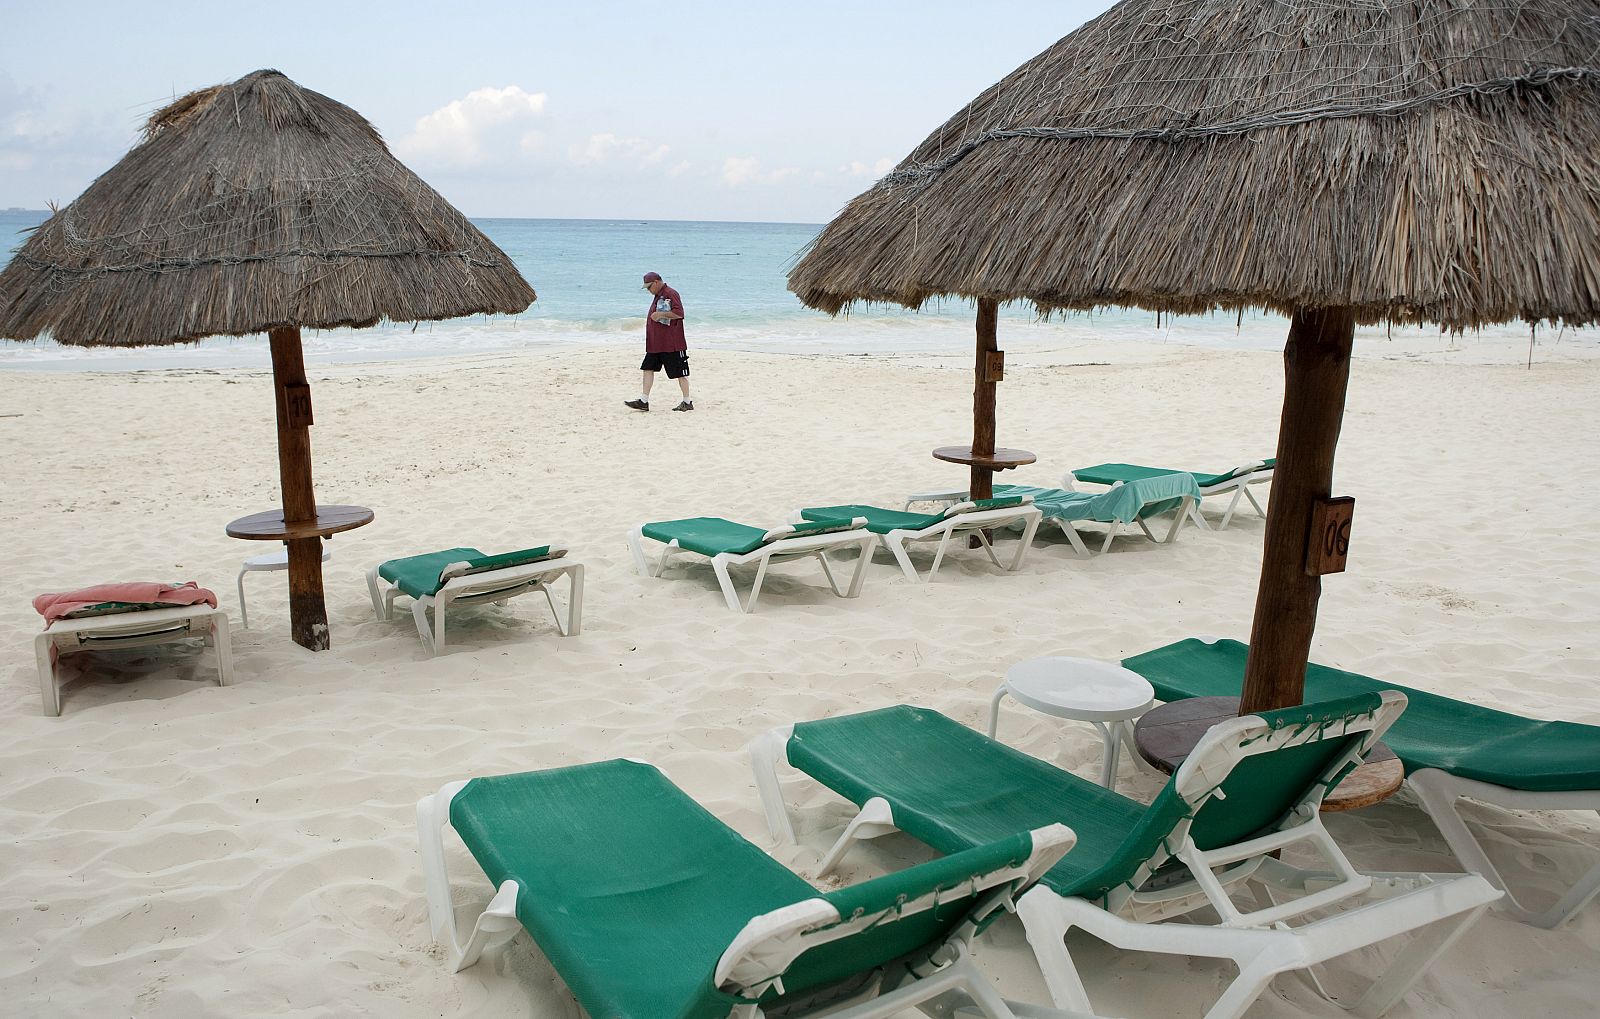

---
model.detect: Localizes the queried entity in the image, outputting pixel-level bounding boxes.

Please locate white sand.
[2,336,1597,1017]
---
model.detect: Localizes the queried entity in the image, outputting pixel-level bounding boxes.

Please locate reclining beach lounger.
[1123,636,1600,928]
[907,476,1200,556]
[1071,460,1275,531]
[797,496,1042,583]
[33,582,233,716]
[417,758,1096,1019]
[629,516,874,613]
[366,545,582,656]
[751,699,1499,1019]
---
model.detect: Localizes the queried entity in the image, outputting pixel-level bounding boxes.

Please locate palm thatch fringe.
[789,1,1600,330]
[0,69,535,347]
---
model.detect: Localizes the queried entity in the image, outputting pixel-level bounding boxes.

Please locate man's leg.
[641,369,655,400]
[677,376,691,400]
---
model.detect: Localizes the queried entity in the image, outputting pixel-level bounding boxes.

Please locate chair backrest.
[940,494,1031,518]
[439,545,565,584]
[1088,472,1201,522]
[1090,691,1403,903]
[715,825,1073,1004]
[761,517,866,543]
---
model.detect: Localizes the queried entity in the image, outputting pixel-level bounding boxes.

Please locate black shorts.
[641,350,690,379]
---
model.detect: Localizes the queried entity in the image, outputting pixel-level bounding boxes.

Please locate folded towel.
[33,582,218,626]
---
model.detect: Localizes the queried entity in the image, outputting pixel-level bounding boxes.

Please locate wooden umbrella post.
[1239,306,1356,713]
[268,326,331,651]
[971,298,1000,500]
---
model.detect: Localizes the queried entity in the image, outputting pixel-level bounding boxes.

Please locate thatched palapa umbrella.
[0,69,536,651]
[790,3,1600,710]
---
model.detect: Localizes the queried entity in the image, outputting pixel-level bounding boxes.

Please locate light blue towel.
[997,472,1200,524]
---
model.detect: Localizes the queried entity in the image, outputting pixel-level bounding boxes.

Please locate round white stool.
[238,545,332,629]
[988,656,1155,787]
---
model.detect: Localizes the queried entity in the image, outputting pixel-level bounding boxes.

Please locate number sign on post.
[1306,496,1355,576]
[282,383,314,429]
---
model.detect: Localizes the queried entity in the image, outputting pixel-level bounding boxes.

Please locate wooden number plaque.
[1306,496,1355,576]
[984,350,1005,383]
[282,383,314,428]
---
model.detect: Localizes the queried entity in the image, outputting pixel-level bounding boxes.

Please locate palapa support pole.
[1239,306,1356,714]
[268,326,331,651]
[971,298,1000,501]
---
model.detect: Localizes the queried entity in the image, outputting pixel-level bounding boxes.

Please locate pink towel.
[33,581,218,626]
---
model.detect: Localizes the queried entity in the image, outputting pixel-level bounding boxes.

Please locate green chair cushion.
[1123,638,1600,793]
[802,505,943,534]
[1075,460,1275,489]
[788,705,1184,900]
[997,475,1199,524]
[450,760,816,1019]
[379,547,483,601]
[644,517,857,556]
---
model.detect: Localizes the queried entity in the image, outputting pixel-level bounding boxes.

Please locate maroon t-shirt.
[644,284,687,353]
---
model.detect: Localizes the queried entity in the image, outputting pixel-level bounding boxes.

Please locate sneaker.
[624,398,649,411]
[672,400,694,412]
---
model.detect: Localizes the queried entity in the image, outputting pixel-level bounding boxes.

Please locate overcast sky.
[1,1,1113,222]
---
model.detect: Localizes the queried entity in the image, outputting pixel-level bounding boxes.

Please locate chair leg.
[1215,486,1247,531]
[627,526,650,576]
[926,530,955,584]
[746,556,772,612]
[1009,514,1041,570]
[1099,524,1117,554]
[563,566,584,634]
[433,596,448,654]
[416,786,522,972]
[816,797,898,877]
[886,532,922,582]
[211,612,235,687]
[1344,903,1489,1018]
[34,634,61,718]
[366,565,388,620]
[412,599,436,655]
[237,568,251,630]
[1056,521,1091,557]
[1015,889,1096,1013]
[540,583,566,636]
[711,556,746,613]
[845,537,874,597]
[1162,499,1191,543]
[815,548,844,595]
[1409,771,1600,928]
[749,727,798,844]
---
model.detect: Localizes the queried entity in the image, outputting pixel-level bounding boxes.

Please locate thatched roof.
[0,69,535,347]
[790,2,1600,330]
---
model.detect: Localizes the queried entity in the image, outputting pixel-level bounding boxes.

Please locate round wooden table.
[1132,696,1404,812]
[932,445,1037,471]
[226,504,375,541]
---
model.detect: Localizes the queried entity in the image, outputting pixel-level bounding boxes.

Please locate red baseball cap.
[642,272,663,287]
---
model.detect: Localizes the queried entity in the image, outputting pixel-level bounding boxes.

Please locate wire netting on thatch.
[789,1,1600,330]
[0,69,535,347]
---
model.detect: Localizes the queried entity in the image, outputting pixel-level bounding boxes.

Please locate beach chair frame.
[366,556,584,656]
[905,483,1193,556]
[628,521,875,613]
[417,764,1095,1019]
[1065,461,1274,532]
[34,603,233,716]
[799,500,1044,583]
[751,694,1500,1019]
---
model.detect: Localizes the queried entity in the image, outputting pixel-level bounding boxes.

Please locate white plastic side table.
[238,545,332,629]
[988,656,1156,787]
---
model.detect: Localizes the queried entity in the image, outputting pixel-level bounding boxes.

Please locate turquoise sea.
[0,210,1585,370]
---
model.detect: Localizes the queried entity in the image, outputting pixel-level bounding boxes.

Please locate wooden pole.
[971,298,999,500]
[1239,306,1356,713]
[268,326,331,651]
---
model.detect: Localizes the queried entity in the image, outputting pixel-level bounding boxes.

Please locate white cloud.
[843,156,896,178]
[568,132,669,167]
[394,85,548,169]
[722,156,800,187]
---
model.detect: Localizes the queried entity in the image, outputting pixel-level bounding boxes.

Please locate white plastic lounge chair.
[795,496,1042,583]
[35,602,233,716]
[906,476,1200,556]
[752,697,1500,1019]
[1126,636,1600,928]
[418,758,1099,1019]
[366,545,583,656]
[1069,460,1275,531]
[628,516,874,613]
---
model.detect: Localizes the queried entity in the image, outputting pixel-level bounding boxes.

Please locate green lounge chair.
[629,516,874,613]
[417,758,1096,1019]
[797,496,1042,583]
[751,699,1499,1019]
[905,475,1201,556]
[1071,459,1275,531]
[366,545,582,655]
[1123,636,1600,928]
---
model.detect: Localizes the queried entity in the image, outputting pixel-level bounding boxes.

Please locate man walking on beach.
[625,271,693,412]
